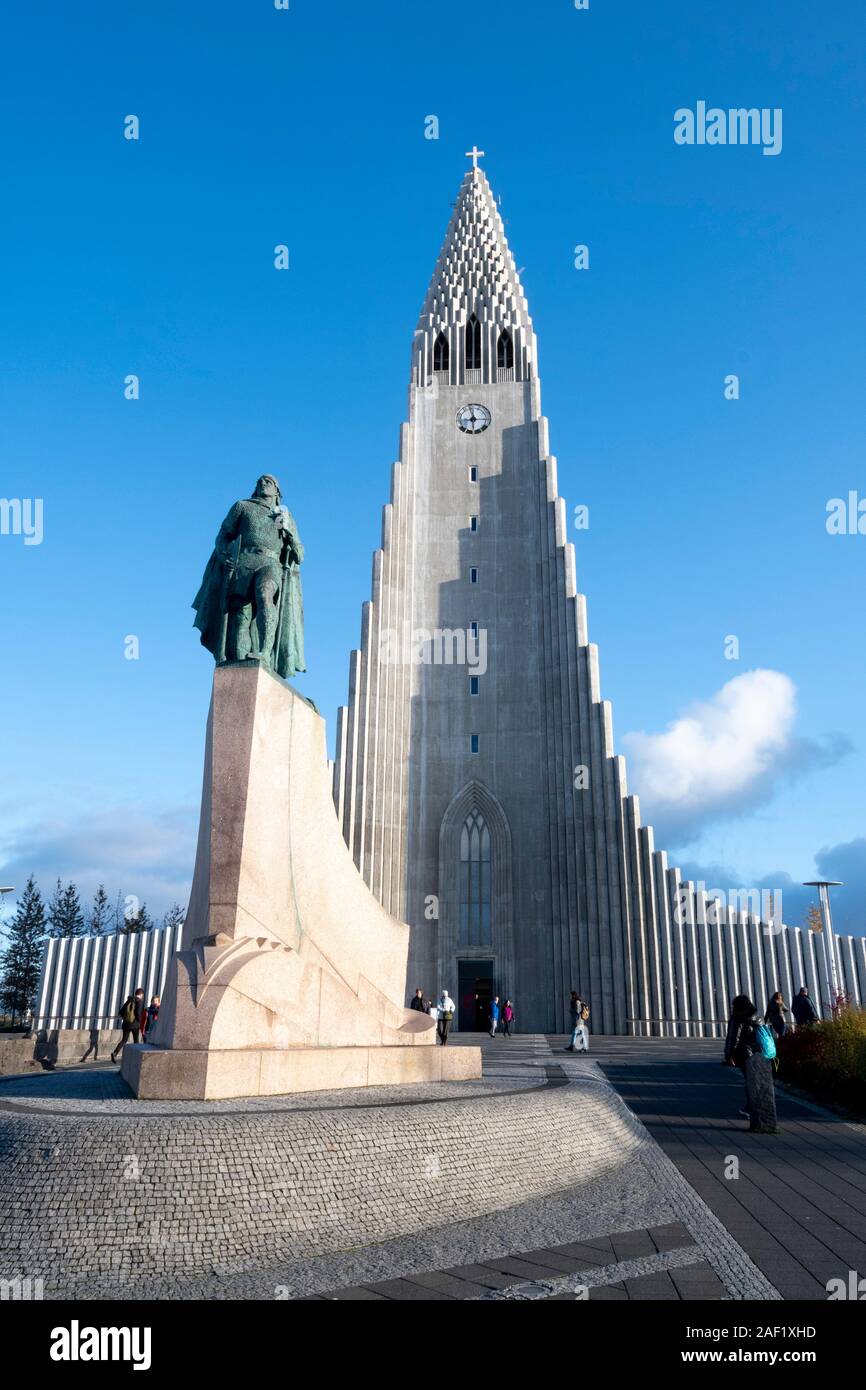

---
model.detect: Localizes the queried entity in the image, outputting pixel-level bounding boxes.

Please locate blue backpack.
[754,1023,777,1060]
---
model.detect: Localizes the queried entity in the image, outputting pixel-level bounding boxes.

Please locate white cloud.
[622,669,848,844]
[0,803,196,924]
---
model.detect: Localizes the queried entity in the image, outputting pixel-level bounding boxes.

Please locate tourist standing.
[111,988,145,1062]
[502,999,514,1037]
[723,994,778,1133]
[765,991,792,1040]
[437,989,455,1045]
[565,991,590,1052]
[791,987,818,1028]
[409,988,426,1012]
[489,995,501,1037]
[141,995,160,1041]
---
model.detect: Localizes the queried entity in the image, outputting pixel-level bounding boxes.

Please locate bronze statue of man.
[192,475,305,680]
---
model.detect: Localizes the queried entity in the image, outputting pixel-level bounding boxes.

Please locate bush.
[777,1007,866,1115]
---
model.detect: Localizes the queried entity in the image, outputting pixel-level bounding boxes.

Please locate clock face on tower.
[456,403,491,435]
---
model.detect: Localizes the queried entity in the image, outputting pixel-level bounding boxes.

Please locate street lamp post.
[803,880,843,1012]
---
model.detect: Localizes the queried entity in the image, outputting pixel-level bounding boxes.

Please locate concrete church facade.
[332,156,866,1035]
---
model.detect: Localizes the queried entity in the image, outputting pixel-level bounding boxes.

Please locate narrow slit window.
[470,621,479,638]
[470,515,478,533]
[470,676,479,695]
[470,734,480,754]
[469,567,478,584]
[469,466,478,483]
[465,314,482,370]
[433,331,449,371]
[497,329,514,370]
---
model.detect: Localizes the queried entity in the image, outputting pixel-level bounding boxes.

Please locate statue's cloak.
[192,508,306,681]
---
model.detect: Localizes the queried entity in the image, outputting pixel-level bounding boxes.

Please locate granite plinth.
[123,1040,479,1100]
[129,663,480,1098]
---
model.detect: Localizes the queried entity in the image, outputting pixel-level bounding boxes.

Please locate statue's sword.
[273,508,292,673]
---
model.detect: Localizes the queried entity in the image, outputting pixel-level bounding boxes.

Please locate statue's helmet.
[254,474,281,503]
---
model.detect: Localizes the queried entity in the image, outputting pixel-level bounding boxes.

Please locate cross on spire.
[465,144,485,170]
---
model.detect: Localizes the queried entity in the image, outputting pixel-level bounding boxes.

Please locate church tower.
[333,154,862,1035]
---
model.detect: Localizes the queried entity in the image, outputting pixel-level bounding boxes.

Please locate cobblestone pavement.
[0,1033,781,1300]
[586,1034,866,1301]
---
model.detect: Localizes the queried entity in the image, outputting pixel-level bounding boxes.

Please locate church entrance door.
[458,958,494,1032]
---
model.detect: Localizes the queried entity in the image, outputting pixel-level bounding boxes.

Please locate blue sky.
[0,0,864,933]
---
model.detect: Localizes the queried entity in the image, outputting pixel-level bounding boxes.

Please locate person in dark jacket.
[409,989,426,1012]
[791,987,818,1027]
[141,995,160,1041]
[765,991,792,1040]
[111,988,145,1062]
[724,994,777,1133]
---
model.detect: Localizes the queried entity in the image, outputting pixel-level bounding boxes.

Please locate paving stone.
[441,1265,519,1290]
[546,1240,613,1266]
[647,1222,695,1253]
[515,1248,594,1273]
[624,1270,682,1300]
[404,1271,486,1299]
[610,1229,656,1260]
[320,1287,390,1301]
[363,1278,454,1301]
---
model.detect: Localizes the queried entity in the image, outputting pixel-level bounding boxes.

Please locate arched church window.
[459,810,491,947]
[433,331,449,371]
[497,329,514,370]
[465,314,482,370]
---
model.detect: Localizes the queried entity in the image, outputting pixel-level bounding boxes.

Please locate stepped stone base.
[124,1041,478,1101]
[131,664,480,1099]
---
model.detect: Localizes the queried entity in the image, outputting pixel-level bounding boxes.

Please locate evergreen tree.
[88,885,111,936]
[124,902,152,934]
[47,878,64,937]
[58,881,85,937]
[47,879,85,937]
[112,890,127,935]
[0,876,46,1024]
[161,903,186,932]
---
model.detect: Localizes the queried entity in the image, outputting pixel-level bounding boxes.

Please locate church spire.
[413,158,536,387]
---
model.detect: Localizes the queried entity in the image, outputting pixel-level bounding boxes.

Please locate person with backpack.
[111,988,145,1062]
[765,990,792,1040]
[489,995,501,1037]
[565,991,590,1052]
[437,989,455,1045]
[502,999,515,1037]
[723,993,778,1133]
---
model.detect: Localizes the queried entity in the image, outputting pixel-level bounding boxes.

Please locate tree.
[46,878,64,937]
[88,885,111,936]
[122,902,152,934]
[0,876,46,1025]
[161,903,186,933]
[112,890,127,935]
[47,878,85,938]
[59,881,85,937]
[806,905,824,934]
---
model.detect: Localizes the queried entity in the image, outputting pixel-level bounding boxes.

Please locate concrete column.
[736,913,753,1003]
[668,866,691,1036]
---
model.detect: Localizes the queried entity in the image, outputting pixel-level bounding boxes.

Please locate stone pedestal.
[124,664,480,1099]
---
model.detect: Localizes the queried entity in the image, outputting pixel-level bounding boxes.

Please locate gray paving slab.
[591,1036,866,1302]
